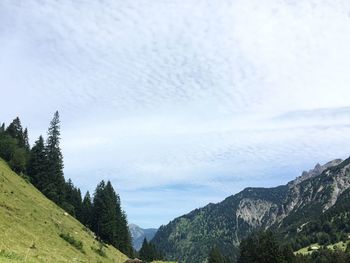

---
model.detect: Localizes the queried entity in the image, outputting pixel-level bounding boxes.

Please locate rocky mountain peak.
[290,159,342,186]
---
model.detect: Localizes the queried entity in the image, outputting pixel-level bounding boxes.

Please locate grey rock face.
[129,224,157,251]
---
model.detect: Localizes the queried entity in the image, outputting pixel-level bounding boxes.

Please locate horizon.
[2,0,350,229]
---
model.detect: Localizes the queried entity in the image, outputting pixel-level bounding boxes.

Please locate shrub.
[0,250,22,260]
[59,233,84,253]
[91,243,107,258]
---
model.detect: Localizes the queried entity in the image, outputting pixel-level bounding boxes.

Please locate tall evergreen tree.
[23,128,30,152]
[28,136,48,188]
[81,191,93,227]
[63,179,83,218]
[6,117,25,147]
[92,180,133,257]
[139,238,152,262]
[238,231,284,263]
[139,238,163,262]
[119,210,133,257]
[44,111,65,205]
[2,117,28,173]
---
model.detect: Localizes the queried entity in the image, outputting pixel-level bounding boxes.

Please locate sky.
[1,0,350,228]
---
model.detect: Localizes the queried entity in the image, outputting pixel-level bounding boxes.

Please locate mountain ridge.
[152,157,350,262]
[129,223,158,251]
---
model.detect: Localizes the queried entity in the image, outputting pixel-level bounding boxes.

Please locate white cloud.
[1,0,350,227]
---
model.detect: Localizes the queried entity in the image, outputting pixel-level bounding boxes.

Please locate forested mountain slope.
[0,159,128,263]
[129,224,158,251]
[152,158,350,262]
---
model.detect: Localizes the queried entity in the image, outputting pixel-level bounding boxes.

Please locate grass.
[0,159,129,263]
[59,233,85,253]
[295,240,350,255]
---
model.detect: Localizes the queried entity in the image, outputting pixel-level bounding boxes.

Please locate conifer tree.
[92,180,133,257]
[44,111,65,205]
[6,117,25,148]
[63,179,83,218]
[23,128,30,152]
[81,191,93,227]
[139,238,163,262]
[28,136,48,188]
[238,231,284,263]
[139,238,152,261]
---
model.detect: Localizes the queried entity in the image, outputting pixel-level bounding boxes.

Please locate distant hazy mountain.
[129,224,157,251]
[152,157,350,262]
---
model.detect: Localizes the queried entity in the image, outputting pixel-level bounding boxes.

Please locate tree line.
[0,112,133,257]
[138,238,164,262]
[206,231,350,263]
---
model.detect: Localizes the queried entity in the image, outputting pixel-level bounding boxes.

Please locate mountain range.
[129,224,158,251]
[152,157,350,262]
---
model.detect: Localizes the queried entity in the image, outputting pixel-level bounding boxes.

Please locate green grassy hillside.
[295,240,350,255]
[0,159,128,263]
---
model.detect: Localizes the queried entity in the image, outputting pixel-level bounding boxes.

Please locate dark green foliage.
[81,191,93,227]
[5,117,25,149]
[23,128,30,152]
[238,231,286,263]
[208,246,225,263]
[238,232,350,263]
[306,248,350,263]
[0,132,18,161]
[63,179,83,218]
[139,238,163,262]
[280,245,296,263]
[0,117,29,173]
[290,188,350,250]
[59,233,84,253]
[92,180,133,257]
[27,136,48,189]
[8,148,27,174]
[44,111,65,205]
[0,123,5,133]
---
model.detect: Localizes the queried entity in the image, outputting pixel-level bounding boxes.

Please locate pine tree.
[23,128,30,152]
[81,191,93,227]
[44,111,65,205]
[92,180,133,257]
[139,238,151,262]
[6,117,25,148]
[63,179,83,218]
[139,238,163,262]
[28,136,48,188]
[238,231,284,263]
[119,210,133,257]
[208,246,225,263]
